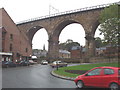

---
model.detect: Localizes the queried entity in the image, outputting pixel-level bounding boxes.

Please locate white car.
[50,61,67,68]
[29,60,37,65]
[41,60,48,65]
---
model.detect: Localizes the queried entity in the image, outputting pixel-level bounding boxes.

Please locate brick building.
[71,46,85,59]
[96,47,106,56]
[32,49,48,58]
[96,45,120,58]
[104,46,120,58]
[0,8,32,62]
[59,49,71,58]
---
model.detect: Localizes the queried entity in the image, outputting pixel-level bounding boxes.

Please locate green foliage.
[95,37,103,48]
[99,4,120,45]
[95,37,108,48]
[59,39,80,51]
[100,4,119,22]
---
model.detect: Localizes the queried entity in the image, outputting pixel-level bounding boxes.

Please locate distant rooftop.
[71,46,81,50]
[59,50,70,54]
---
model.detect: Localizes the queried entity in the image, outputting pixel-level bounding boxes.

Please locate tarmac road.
[2,64,107,90]
[2,64,75,88]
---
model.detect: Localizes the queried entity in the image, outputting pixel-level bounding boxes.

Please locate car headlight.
[75,76,79,79]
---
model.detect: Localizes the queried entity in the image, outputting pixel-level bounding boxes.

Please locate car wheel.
[76,80,84,88]
[109,83,119,90]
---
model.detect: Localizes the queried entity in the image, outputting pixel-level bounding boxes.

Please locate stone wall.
[89,57,119,63]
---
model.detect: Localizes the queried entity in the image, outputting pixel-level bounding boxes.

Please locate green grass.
[54,62,119,78]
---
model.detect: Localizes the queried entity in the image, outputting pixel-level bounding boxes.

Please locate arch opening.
[59,23,85,46]
[94,25,105,56]
[51,20,86,59]
[32,28,48,51]
[53,20,85,45]
[94,25,104,39]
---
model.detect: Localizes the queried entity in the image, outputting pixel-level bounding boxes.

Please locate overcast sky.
[0,0,119,50]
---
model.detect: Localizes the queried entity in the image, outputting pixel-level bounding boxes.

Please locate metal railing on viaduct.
[16,1,119,25]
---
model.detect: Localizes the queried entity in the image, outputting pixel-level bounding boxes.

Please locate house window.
[2,32,6,40]
[10,34,13,40]
[10,44,12,51]
[2,27,6,40]
[26,48,28,52]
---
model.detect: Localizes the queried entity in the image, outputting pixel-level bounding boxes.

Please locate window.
[2,32,6,40]
[86,69,102,76]
[10,44,12,51]
[10,34,13,40]
[118,70,120,75]
[26,48,28,52]
[104,69,114,75]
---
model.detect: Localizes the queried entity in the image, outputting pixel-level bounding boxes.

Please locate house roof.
[71,46,81,50]
[59,50,70,54]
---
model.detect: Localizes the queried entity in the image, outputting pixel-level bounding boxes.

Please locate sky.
[0,0,119,50]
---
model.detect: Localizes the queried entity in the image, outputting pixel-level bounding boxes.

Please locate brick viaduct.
[16,2,117,60]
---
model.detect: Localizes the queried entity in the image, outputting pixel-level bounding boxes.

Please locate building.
[70,46,85,59]
[32,49,48,58]
[96,45,120,58]
[96,47,106,56]
[0,8,32,62]
[104,45,120,58]
[59,49,71,58]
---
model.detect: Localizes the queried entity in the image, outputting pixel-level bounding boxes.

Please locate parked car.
[29,60,37,65]
[17,60,30,66]
[16,60,22,66]
[2,61,8,68]
[74,67,120,90]
[41,60,48,65]
[50,61,67,68]
[2,61,16,68]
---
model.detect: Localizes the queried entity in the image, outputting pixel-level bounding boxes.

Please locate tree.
[99,4,120,45]
[95,37,107,48]
[95,37,103,48]
[59,39,80,51]
[59,43,66,50]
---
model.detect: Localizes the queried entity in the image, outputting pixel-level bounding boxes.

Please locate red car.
[74,67,120,90]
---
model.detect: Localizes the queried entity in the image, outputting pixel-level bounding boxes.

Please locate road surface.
[2,64,75,88]
[2,64,107,90]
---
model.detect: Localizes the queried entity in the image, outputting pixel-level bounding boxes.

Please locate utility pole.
[49,1,59,17]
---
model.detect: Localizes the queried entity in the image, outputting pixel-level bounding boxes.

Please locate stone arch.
[48,19,85,59]
[52,19,85,41]
[27,26,49,42]
[92,20,100,36]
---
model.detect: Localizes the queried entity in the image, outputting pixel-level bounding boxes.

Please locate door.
[83,68,102,87]
[100,68,115,87]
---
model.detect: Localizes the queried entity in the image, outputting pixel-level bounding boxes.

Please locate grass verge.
[53,62,119,78]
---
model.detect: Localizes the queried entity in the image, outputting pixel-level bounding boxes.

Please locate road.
[2,64,75,88]
[2,64,107,90]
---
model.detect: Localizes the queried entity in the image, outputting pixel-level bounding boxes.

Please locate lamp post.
[56,61,59,70]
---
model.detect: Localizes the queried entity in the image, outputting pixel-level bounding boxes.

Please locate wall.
[1,8,32,61]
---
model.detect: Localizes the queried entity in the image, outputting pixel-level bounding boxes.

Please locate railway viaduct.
[16,2,117,60]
